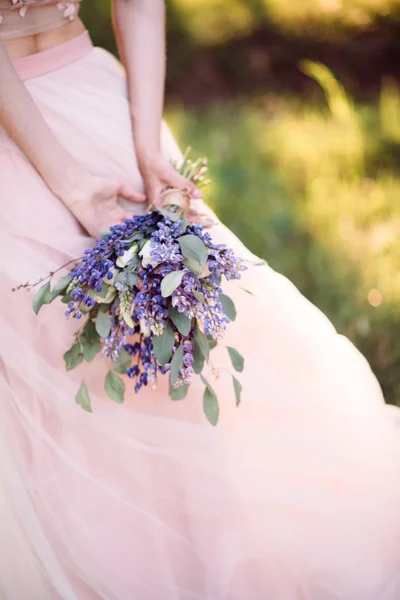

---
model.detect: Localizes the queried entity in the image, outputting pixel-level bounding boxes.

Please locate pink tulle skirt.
[1,32,400,600]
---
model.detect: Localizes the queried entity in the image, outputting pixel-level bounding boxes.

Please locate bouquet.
[17,150,246,425]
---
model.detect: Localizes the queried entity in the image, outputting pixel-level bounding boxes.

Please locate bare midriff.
[3,17,85,60]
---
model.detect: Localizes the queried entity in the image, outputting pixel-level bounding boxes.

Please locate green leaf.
[203,388,219,426]
[194,324,209,362]
[33,281,52,315]
[104,370,125,404]
[95,284,109,299]
[98,303,110,313]
[125,231,144,242]
[49,275,72,301]
[192,340,205,374]
[81,339,101,363]
[170,344,184,386]
[61,292,74,304]
[200,376,219,426]
[153,322,175,365]
[233,376,242,406]
[81,319,99,345]
[184,257,202,276]
[75,381,92,413]
[114,272,129,292]
[168,306,192,336]
[66,279,76,294]
[64,343,83,371]
[161,270,185,298]
[206,335,218,351]
[200,374,217,398]
[113,349,132,375]
[95,311,111,338]
[227,347,244,372]
[127,273,139,287]
[169,382,189,401]
[114,271,139,292]
[178,235,208,265]
[219,293,237,322]
[193,291,206,304]
[156,206,181,222]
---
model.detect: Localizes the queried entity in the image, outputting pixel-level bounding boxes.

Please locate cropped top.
[0,1,81,39]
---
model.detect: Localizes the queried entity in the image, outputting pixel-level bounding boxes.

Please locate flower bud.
[116,243,139,268]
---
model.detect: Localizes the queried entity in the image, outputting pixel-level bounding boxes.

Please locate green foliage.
[112,349,132,375]
[64,343,83,371]
[168,306,192,336]
[75,381,92,413]
[178,234,209,264]
[153,322,175,365]
[49,275,72,301]
[104,371,125,404]
[219,294,236,322]
[82,0,399,54]
[95,311,111,338]
[201,375,219,426]
[32,282,51,315]
[170,344,184,385]
[169,382,189,401]
[161,270,185,297]
[78,5,400,405]
[194,325,210,362]
[167,70,400,407]
[227,347,244,373]
[233,376,242,406]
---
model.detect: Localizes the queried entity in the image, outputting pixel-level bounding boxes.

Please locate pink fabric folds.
[12,30,92,80]
[1,37,400,599]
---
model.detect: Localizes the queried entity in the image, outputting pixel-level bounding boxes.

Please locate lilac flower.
[63,204,246,399]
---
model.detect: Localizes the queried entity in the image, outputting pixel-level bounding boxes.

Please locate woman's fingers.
[165,166,203,199]
[118,183,146,203]
[147,181,165,207]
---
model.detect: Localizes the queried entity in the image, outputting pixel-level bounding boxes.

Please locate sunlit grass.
[166,66,400,405]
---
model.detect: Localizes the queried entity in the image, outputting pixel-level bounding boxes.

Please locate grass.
[166,63,400,406]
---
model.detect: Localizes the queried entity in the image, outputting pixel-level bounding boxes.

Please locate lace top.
[0,1,81,39]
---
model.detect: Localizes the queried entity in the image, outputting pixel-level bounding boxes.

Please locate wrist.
[137,147,161,171]
[45,157,88,202]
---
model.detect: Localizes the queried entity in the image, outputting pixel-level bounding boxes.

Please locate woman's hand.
[138,152,203,207]
[58,170,146,238]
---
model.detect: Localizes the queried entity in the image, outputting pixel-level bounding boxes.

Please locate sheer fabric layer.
[1,41,400,600]
[0,1,81,40]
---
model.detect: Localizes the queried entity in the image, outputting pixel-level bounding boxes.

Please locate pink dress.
[1,6,400,600]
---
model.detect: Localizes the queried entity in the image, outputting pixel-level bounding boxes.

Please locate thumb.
[118,183,147,203]
[167,169,203,200]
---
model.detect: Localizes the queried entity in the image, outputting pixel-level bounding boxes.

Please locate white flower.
[95,286,117,305]
[139,318,151,338]
[139,240,159,269]
[116,244,138,268]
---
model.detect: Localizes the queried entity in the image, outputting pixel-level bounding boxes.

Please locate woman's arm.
[0,39,145,236]
[0,38,85,197]
[112,0,165,161]
[113,0,202,204]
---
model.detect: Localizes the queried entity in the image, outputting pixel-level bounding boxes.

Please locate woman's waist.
[3,17,86,59]
[1,1,84,59]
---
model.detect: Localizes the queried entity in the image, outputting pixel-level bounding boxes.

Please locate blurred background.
[81,0,400,406]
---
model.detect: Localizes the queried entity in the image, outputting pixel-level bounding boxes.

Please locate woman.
[1,1,400,598]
